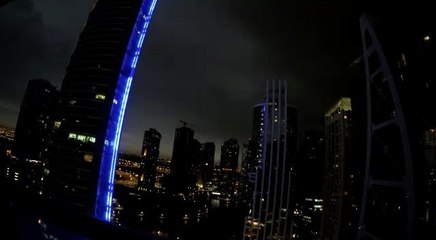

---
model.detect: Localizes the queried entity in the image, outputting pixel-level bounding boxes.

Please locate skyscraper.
[169,123,197,193]
[46,0,158,222]
[293,130,325,239]
[220,138,240,171]
[320,97,353,240]
[244,80,298,240]
[13,79,59,192]
[199,142,215,186]
[138,128,161,190]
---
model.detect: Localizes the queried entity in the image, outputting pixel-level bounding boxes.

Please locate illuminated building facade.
[244,80,298,240]
[46,0,158,221]
[320,97,352,240]
[218,138,240,199]
[139,128,161,190]
[220,138,239,171]
[13,79,59,192]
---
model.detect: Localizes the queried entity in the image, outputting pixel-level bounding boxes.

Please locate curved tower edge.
[95,0,158,222]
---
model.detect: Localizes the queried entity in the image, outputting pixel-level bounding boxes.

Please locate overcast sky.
[2,0,427,161]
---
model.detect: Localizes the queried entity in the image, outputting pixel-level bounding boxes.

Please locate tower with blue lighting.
[46,0,158,222]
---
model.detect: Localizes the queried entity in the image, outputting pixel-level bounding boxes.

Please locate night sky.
[0,0,427,160]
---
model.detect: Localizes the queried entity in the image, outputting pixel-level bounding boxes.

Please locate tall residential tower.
[320,97,353,240]
[244,80,298,240]
[13,79,59,192]
[138,128,161,190]
[46,0,158,222]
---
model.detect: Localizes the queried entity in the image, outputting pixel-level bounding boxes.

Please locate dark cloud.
[0,0,92,126]
[123,0,272,158]
[6,0,427,161]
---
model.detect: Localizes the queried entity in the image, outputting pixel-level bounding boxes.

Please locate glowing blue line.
[95,0,158,222]
[137,33,146,48]
[149,0,157,15]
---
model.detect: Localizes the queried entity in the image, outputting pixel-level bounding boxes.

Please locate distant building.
[13,79,59,193]
[155,158,171,189]
[190,138,202,183]
[320,97,353,240]
[45,0,158,221]
[138,128,161,190]
[242,139,259,175]
[220,138,239,171]
[199,142,215,187]
[244,80,298,240]
[169,123,200,193]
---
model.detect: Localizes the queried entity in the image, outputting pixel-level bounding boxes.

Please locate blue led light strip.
[95,0,158,222]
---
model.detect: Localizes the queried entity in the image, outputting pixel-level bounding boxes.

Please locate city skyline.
[1,1,436,239]
[1,2,433,159]
[0,0,377,159]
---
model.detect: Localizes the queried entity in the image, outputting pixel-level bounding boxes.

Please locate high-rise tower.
[169,123,198,193]
[199,142,215,186]
[243,80,298,240]
[138,128,161,190]
[220,138,240,171]
[13,79,59,192]
[46,0,158,222]
[320,97,353,240]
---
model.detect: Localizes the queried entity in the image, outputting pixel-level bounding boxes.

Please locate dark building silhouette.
[199,142,215,186]
[220,138,239,171]
[293,129,325,239]
[45,0,158,221]
[13,79,59,193]
[190,138,202,177]
[244,80,298,240]
[242,138,260,174]
[357,13,436,240]
[169,124,200,193]
[138,128,161,190]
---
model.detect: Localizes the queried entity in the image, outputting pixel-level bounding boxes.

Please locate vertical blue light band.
[95,0,158,222]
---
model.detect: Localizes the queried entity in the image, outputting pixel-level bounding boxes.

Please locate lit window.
[84,154,94,162]
[88,136,96,143]
[68,133,77,139]
[95,94,106,100]
[77,135,86,142]
[54,121,61,129]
